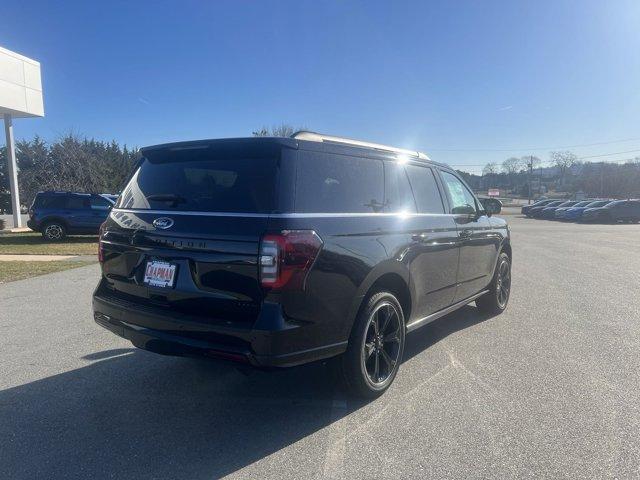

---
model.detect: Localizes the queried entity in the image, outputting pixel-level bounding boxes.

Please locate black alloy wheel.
[362,301,403,386]
[339,291,406,398]
[495,256,511,309]
[476,252,511,315]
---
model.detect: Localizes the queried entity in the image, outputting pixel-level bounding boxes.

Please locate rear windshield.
[116,146,278,213]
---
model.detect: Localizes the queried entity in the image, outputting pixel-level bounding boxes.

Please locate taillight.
[98,222,106,263]
[259,230,323,291]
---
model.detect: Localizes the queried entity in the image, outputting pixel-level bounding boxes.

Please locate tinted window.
[440,171,478,214]
[117,150,278,213]
[619,201,640,211]
[405,165,444,214]
[295,153,384,213]
[66,196,89,209]
[91,196,112,209]
[586,201,609,208]
[384,162,416,213]
[36,196,66,209]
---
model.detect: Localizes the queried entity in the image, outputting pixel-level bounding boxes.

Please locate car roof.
[140,134,450,170]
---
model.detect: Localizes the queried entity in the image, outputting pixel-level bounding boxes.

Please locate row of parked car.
[522,198,640,223]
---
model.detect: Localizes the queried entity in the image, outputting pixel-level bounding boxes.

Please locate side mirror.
[480,199,502,215]
[452,204,476,216]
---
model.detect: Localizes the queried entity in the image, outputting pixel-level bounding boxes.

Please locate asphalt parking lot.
[1,214,639,479]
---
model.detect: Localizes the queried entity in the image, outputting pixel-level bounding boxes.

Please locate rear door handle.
[411,233,430,242]
[459,229,473,238]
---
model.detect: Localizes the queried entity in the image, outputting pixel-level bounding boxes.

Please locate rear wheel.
[42,222,66,241]
[476,252,511,315]
[339,291,405,398]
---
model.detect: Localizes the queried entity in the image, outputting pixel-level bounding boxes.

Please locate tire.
[339,291,406,399]
[42,221,67,241]
[476,252,511,315]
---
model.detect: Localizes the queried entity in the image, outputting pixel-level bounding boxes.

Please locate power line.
[577,149,640,160]
[428,137,640,153]
[450,156,640,168]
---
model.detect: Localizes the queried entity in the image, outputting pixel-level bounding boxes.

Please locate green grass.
[0,260,96,284]
[0,232,98,255]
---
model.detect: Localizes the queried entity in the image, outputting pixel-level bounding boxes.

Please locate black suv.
[93,132,512,397]
[28,191,115,240]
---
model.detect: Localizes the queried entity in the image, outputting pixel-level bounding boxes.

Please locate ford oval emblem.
[152,217,174,229]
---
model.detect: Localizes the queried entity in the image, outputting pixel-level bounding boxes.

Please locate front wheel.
[476,252,511,315]
[339,291,406,399]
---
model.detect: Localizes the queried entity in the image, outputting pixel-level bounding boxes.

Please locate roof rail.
[291,131,430,161]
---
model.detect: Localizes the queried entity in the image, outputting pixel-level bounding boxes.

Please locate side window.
[295,153,384,213]
[384,161,417,213]
[66,196,89,209]
[440,171,478,215]
[405,164,445,214]
[90,196,112,210]
[39,196,67,209]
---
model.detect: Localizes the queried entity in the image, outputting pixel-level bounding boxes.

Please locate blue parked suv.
[27,191,115,240]
[563,200,612,221]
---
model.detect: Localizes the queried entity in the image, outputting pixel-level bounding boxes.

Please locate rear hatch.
[99,139,283,325]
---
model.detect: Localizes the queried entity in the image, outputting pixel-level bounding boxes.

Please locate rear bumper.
[26,219,38,231]
[92,285,347,368]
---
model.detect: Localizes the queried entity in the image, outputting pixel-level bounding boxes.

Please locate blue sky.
[2,0,639,173]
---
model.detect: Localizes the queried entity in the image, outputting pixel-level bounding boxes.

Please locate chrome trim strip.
[111,208,453,219]
[112,209,271,218]
[405,290,489,333]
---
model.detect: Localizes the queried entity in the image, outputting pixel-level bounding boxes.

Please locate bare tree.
[482,162,498,175]
[252,124,305,137]
[501,157,521,175]
[520,155,541,170]
[501,157,522,189]
[550,150,577,188]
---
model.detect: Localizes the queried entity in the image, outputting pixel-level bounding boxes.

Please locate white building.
[0,46,44,227]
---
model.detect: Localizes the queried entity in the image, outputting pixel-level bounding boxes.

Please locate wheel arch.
[41,216,70,229]
[501,240,512,260]
[346,262,413,331]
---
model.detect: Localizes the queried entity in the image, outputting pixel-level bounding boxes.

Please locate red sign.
[488,189,500,197]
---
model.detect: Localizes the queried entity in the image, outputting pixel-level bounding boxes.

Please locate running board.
[405,290,489,333]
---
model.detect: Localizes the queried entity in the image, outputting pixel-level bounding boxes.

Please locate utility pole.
[527,155,533,205]
[4,114,21,227]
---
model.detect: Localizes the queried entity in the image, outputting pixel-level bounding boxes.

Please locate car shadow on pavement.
[403,305,497,363]
[0,305,493,480]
